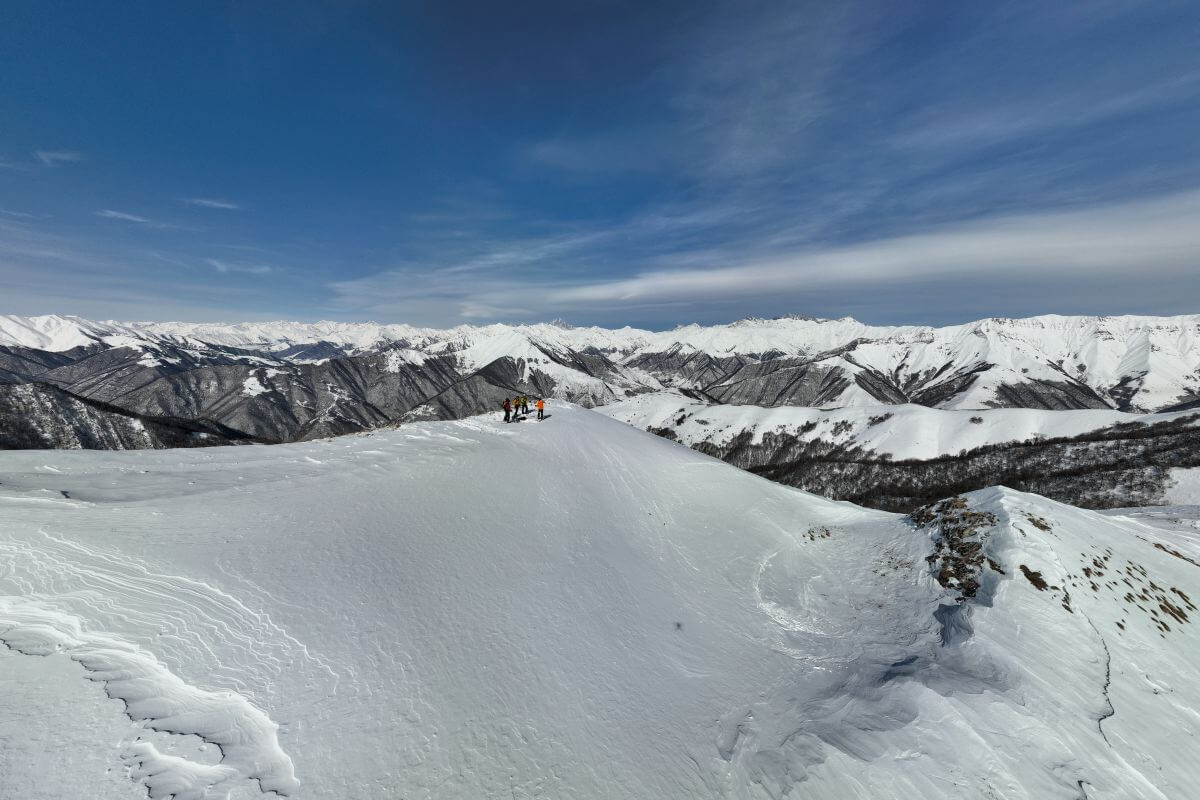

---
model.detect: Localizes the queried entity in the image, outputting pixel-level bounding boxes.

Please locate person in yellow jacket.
[536,397,545,420]
[521,395,530,414]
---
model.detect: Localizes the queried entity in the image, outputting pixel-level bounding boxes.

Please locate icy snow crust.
[603,389,1200,460]
[1,407,1198,798]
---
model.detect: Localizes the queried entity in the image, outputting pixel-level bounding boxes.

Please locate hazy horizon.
[5,308,1199,337]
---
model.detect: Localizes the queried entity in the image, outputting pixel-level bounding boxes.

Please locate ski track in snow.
[0,528,339,799]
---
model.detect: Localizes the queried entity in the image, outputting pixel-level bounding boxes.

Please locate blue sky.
[2,1,1199,328]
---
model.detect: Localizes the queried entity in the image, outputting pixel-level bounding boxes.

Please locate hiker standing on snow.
[536,397,545,420]
[502,397,512,423]
[521,395,530,415]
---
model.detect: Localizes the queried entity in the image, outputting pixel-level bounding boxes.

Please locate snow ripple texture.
[0,529,333,799]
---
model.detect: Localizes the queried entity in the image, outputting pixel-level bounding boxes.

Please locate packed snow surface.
[1,406,1197,798]
[603,389,1200,460]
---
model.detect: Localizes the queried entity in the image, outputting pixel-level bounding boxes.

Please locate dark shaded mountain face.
[0,340,625,446]
[1,314,1199,450]
[0,383,254,449]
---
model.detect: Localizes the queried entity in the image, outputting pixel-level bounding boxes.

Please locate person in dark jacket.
[502,397,512,423]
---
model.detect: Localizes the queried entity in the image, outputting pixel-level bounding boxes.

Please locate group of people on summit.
[502,394,545,423]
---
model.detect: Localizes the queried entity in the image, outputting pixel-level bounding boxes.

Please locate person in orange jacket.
[536,397,545,420]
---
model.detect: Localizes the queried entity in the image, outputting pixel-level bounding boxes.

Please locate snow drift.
[0,406,1197,798]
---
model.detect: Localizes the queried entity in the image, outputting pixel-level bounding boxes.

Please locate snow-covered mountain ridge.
[603,389,1200,461]
[3,311,1199,416]
[5,310,1199,360]
[1,406,1197,798]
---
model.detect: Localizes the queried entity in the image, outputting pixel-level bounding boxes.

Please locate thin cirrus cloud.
[205,258,278,276]
[183,197,240,210]
[95,209,187,231]
[546,190,1200,306]
[33,150,84,166]
[95,209,151,223]
[328,187,1200,324]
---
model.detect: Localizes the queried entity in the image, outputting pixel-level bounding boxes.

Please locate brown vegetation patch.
[1020,565,1049,591]
[1114,559,1194,636]
[1154,542,1200,568]
[1025,514,1053,532]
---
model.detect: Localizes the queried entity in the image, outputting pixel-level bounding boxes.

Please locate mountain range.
[4,313,1198,510]
[2,313,1198,447]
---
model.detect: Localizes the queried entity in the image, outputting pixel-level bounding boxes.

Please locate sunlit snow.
[1,406,1197,798]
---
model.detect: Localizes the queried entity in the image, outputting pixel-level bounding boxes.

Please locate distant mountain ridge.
[1,312,1198,448]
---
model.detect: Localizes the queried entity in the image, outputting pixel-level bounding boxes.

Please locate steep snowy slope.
[1,407,1197,798]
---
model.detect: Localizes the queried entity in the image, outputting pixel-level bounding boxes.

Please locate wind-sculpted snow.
[0,526,338,799]
[1,406,1197,797]
[0,600,298,799]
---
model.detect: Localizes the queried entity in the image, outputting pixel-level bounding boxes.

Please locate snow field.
[602,389,1199,460]
[0,405,1196,798]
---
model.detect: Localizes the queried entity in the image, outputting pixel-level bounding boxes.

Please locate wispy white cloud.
[94,209,189,231]
[95,209,151,223]
[183,197,241,210]
[34,150,84,166]
[891,71,1200,154]
[460,301,532,319]
[523,127,679,174]
[0,219,279,321]
[330,188,1200,324]
[548,190,1200,305]
[206,258,279,275]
